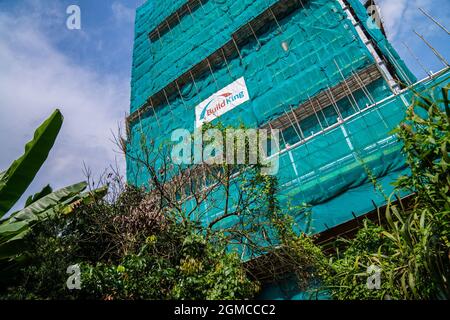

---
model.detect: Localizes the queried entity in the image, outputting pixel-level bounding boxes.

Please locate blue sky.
[0,0,449,210]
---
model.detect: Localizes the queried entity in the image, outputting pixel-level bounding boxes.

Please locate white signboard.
[195,77,250,128]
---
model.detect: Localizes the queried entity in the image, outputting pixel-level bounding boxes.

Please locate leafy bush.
[325,85,450,300]
[0,185,260,300]
[81,227,260,300]
[323,221,402,300]
[0,110,107,288]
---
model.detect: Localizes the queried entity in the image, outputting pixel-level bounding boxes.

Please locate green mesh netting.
[128,0,450,300]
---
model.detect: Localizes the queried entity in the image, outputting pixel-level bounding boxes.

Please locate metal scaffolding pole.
[221,48,233,78]
[175,80,189,111]
[284,110,304,141]
[402,41,432,77]
[232,35,243,62]
[351,70,376,105]
[336,0,401,93]
[308,93,330,127]
[289,106,307,139]
[190,71,202,104]
[419,8,450,35]
[163,88,177,119]
[325,86,344,121]
[248,22,262,49]
[269,7,283,33]
[307,97,325,131]
[333,59,360,113]
[150,99,161,129]
[206,57,220,91]
[414,30,449,67]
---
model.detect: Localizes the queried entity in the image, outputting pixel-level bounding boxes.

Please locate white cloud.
[376,0,408,40]
[0,7,128,208]
[377,0,449,41]
[374,0,450,78]
[112,2,135,24]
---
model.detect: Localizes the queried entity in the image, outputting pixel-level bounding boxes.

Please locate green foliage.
[0,186,260,300]
[323,221,402,300]
[0,183,107,267]
[325,84,450,300]
[386,85,450,299]
[0,110,108,283]
[0,110,63,218]
[25,185,53,208]
[0,118,324,300]
[81,226,259,300]
[0,219,78,300]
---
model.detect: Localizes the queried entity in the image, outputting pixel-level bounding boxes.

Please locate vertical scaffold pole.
[269,8,283,33]
[325,86,344,121]
[384,47,413,86]
[176,11,182,25]
[414,30,449,67]
[175,80,189,111]
[297,0,306,10]
[284,110,304,142]
[150,99,161,129]
[186,3,196,22]
[165,20,175,40]
[156,27,163,46]
[190,71,202,105]
[221,48,233,78]
[351,69,376,105]
[418,8,450,35]
[402,41,432,77]
[163,88,177,120]
[336,0,401,94]
[248,22,262,48]
[333,59,361,113]
[307,97,325,131]
[206,58,220,91]
[231,35,243,62]
[308,94,330,128]
[289,107,307,140]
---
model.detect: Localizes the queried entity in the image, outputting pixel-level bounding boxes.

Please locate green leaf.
[382,231,397,243]
[0,228,30,260]
[408,272,417,298]
[0,182,97,263]
[0,110,63,218]
[61,185,108,215]
[8,181,87,224]
[0,221,29,242]
[401,272,409,298]
[24,185,53,208]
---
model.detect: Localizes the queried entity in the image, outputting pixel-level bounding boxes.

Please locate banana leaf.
[0,183,107,262]
[0,110,63,218]
[25,185,53,208]
[8,181,87,224]
[0,221,29,242]
[0,229,30,260]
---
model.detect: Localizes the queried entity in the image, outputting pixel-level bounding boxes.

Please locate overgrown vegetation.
[1,85,448,300]
[0,110,106,288]
[1,186,259,300]
[325,85,450,300]
[0,121,325,300]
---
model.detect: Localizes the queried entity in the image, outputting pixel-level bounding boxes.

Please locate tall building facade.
[127,0,449,298]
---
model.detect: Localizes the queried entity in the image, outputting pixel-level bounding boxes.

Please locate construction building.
[126,0,450,299]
